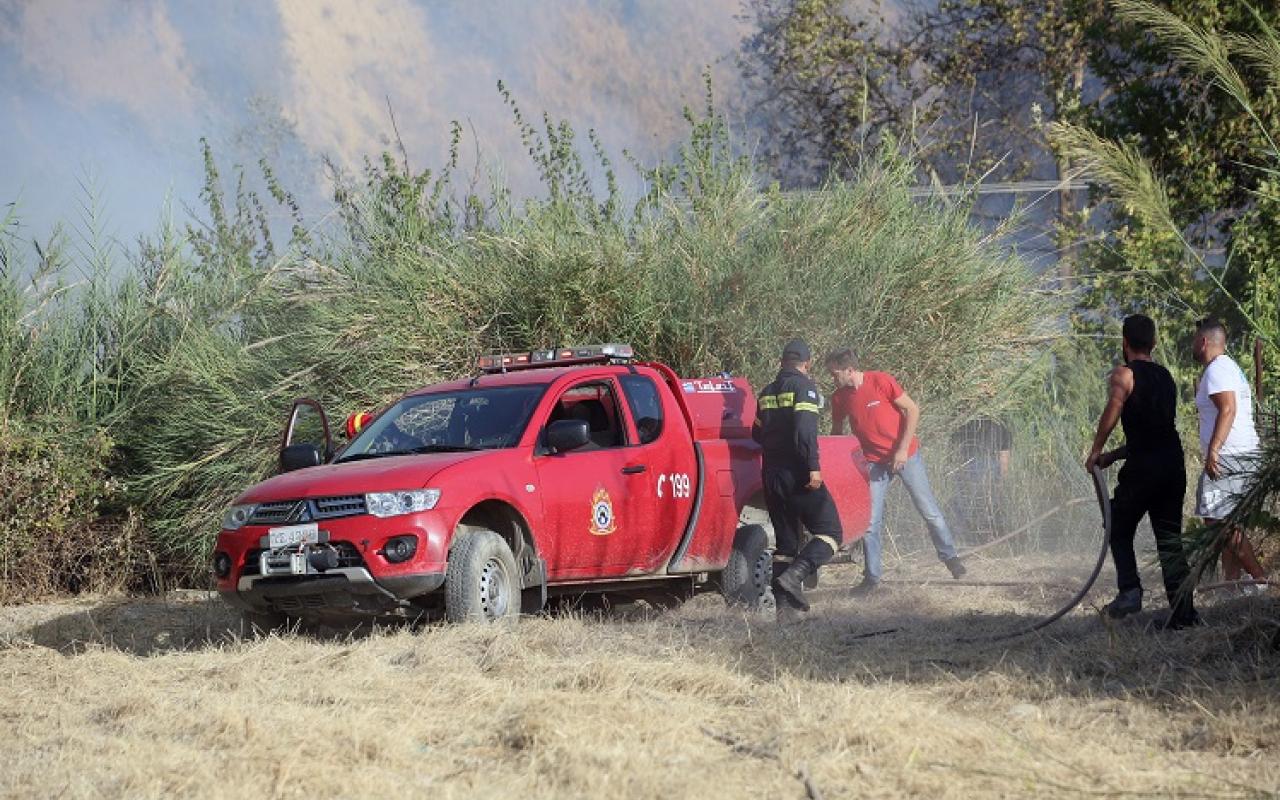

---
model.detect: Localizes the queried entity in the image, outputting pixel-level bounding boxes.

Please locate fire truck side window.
[619,375,664,445]
[549,383,624,449]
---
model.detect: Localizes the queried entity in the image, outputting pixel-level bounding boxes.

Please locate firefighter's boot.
[773,560,815,612]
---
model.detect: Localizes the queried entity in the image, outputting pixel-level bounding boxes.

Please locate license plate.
[267,523,320,549]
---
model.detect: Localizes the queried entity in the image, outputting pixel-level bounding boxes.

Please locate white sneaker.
[1242,578,1269,596]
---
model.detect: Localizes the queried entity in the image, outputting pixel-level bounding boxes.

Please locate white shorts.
[1195,452,1259,518]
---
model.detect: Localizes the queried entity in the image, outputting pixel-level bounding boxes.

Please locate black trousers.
[763,466,844,570]
[1110,456,1194,615]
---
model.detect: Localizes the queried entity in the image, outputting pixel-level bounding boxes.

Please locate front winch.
[259,543,341,576]
[308,546,340,572]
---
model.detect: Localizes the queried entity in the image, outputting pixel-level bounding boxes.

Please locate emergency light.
[344,411,373,439]
[477,343,635,373]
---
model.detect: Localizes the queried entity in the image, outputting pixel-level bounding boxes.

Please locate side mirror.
[546,419,590,453]
[281,398,333,462]
[281,443,323,472]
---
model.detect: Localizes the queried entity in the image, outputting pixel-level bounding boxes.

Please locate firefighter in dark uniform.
[753,339,844,613]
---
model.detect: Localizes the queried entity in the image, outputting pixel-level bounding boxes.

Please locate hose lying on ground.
[845,466,1272,645]
[957,497,1092,558]
[952,464,1113,643]
[837,467,1113,644]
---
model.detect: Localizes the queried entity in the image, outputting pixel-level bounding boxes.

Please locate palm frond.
[1048,122,1176,235]
[1225,32,1280,96]
[1113,0,1280,159]
[1050,120,1275,344]
[1112,0,1255,117]
[1225,4,1280,99]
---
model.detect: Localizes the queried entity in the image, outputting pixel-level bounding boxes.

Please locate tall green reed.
[3,94,1061,590]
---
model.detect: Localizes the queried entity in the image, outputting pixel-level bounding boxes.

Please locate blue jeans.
[863,452,959,581]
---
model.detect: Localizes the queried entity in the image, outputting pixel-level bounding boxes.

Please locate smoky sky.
[1,0,755,245]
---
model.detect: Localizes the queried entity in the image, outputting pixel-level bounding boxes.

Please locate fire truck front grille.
[247,501,297,526]
[313,495,367,518]
[246,495,367,525]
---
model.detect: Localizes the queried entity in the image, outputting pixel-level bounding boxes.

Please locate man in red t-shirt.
[825,349,965,592]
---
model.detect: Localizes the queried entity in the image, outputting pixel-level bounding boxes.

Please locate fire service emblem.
[589,487,617,536]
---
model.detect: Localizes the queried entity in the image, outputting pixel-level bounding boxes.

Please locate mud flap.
[521,557,548,613]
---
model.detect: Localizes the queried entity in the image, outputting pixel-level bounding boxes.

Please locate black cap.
[782,338,811,362]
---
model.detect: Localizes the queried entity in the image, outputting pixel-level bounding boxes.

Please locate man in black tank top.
[1085,315,1200,629]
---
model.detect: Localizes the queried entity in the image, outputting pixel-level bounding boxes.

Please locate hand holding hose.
[1098,445,1127,470]
[1086,447,1126,472]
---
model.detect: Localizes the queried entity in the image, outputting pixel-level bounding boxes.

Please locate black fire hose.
[955,464,1113,643]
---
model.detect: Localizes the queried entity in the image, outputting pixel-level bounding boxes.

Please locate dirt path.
[1,556,1277,799]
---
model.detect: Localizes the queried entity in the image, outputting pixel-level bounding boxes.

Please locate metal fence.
[1259,403,1278,446]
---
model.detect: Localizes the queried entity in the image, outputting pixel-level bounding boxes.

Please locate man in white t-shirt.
[1193,318,1268,593]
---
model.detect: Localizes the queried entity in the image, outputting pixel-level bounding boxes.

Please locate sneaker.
[1103,588,1142,619]
[850,577,882,597]
[1242,578,1269,596]
[1159,609,1203,631]
[945,557,967,579]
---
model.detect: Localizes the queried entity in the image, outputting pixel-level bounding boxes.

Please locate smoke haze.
[1,0,746,242]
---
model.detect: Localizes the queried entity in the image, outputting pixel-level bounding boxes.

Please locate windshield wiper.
[408,444,483,453]
[336,444,482,463]
[335,451,414,463]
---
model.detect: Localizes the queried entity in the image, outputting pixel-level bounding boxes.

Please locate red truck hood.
[236,450,491,503]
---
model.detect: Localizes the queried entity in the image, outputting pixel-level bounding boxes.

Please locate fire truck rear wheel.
[445,527,521,624]
[722,524,772,608]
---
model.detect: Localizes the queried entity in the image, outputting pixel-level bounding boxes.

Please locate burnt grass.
[1,555,1277,799]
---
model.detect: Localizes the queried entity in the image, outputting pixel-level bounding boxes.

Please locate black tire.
[721,524,772,608]
[445,527,521,623]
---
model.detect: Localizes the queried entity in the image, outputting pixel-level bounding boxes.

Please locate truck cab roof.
[404,362,757,442]
[409,364,651,395]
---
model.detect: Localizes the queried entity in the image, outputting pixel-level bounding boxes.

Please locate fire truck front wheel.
[445,527,521,624]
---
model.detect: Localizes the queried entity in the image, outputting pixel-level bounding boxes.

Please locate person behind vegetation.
[1085,314,1200,629]
[949,416,1013,544]
[752,339,845,617]
[825,348,966,594]
[1192,317,1269,594]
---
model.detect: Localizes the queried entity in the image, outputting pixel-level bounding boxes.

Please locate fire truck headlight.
[221,504,257,530]
[366,489,441,518]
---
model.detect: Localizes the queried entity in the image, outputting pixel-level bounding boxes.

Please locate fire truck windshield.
[337,385,547,461]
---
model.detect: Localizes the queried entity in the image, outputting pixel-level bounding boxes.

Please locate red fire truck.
[213,345,870,626]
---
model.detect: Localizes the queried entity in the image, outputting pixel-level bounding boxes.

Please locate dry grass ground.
[1,554,1277,799]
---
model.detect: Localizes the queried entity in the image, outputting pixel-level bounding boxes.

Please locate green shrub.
[0,422,146,600]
